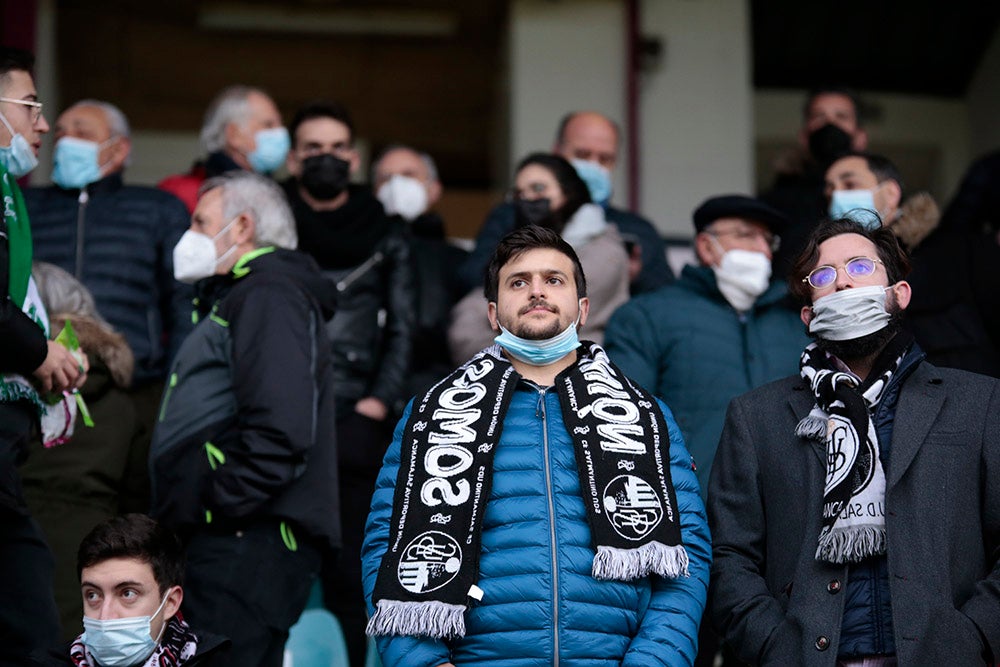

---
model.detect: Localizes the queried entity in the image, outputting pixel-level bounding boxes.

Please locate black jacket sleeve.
[0,229,47,375]
[369,230,416,411]
[206,277,322,520]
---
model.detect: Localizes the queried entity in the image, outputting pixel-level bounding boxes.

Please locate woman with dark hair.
[449,153,630,363]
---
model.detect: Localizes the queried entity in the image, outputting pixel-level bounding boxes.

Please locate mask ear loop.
[0,109,17,143]
[149,590,173,643]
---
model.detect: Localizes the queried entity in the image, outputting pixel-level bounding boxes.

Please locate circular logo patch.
[397,531,463,594]
[602,474,663,541]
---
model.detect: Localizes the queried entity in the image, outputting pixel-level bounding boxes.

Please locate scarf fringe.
[366,599,467,639]
[814,525,886,564]
[795,407,828,440]
[592,541,690,581]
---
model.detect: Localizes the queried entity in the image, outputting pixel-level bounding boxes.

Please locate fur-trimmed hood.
[49,314,134,390]
[889,191,940,251]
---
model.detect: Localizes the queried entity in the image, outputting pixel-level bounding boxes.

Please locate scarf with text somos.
[367,341,688,639]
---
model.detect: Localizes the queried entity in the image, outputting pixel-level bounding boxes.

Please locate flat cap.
[693,194,789,235]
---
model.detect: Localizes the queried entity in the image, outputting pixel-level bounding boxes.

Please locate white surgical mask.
[82,593,169,667]
[494,306,582,366]
[0,110,39,177]
[708,236,771,312]
[377,175,429,221]
[173,217,239,284]
[808,285,892,341]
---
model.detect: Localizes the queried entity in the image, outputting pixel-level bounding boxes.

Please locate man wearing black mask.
[282,102,415,667]
[762,86,868,279]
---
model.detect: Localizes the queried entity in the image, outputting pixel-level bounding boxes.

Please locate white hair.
[199,85,265,154]
[68,99,131,139]
[201,172,297,250]
[373,144,439,183]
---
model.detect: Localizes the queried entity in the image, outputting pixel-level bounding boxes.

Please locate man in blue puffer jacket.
[363,226,710,667]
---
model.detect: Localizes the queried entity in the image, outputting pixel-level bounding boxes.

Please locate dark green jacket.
[605,264,810,495]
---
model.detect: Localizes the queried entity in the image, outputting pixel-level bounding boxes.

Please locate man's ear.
[852,128,869,151]
[694,232,717,267]
[890,280,911,310]
[348,149,361,177]
[106,137,131,174]
[163,585,183,622]
[487,301,499,332]
[427,180,443,207]
[577,297,590,329]
[883,179,903,212]
[233,213,255,245]
[800,304,814,327]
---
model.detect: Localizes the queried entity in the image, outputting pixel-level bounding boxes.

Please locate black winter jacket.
[23,173,193,385]
[150,248,340,549]
[284,183,415,413]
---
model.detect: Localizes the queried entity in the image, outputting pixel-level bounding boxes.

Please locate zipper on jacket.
[538,386,560,666]
[335,251,385,292]
[75,189,89,279]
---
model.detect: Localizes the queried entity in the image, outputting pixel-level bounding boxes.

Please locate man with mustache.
[362,225,709,666]
[709,218,1000,666]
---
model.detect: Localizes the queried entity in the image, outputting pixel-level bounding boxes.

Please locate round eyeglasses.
[802,256,883,289]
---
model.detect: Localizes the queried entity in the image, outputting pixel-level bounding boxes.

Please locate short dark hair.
[484,225,587,302]
[554,111,621,147]
[836,151,905,194]
[288,101,354,148]
[514,152,591,224]
[77,514,185,596]
[803,86,865,127]
[0,47,35,92]
[789,218,911,304]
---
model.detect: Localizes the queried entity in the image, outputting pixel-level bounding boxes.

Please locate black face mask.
[808,123,853,166]
[300,154,351,200]
[514,197,553,227]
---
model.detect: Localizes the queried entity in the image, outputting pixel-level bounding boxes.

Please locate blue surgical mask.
[248,126,290,174]
[828,189,882,230]
[495,311,581,366]
[82,593,169,667]
[0,110,39,177]
[52,136,114,189]
[570,158,612,206]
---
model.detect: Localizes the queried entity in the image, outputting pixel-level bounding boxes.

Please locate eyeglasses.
[803,256,883,289]
[708,228,780,253]
[0,97,43,123]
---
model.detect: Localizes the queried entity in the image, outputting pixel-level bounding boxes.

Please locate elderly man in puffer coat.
[362,225,710,667]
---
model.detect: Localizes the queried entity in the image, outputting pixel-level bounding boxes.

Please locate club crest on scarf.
[603,475,664,541]
[398,531,463,594]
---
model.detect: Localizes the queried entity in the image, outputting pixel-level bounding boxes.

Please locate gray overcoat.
[708,361,1000,666]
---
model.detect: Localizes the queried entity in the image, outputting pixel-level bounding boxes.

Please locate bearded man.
[709,218,1000,666]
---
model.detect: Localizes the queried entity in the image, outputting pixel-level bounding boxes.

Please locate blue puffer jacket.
[604,265,810,495]
[24,173,193,385]
[362,376,711,667]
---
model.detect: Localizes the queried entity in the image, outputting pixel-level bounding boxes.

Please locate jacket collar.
[54,170,124,197]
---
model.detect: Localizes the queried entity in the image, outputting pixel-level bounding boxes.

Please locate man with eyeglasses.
[281,101,414,667]
[23,100,193,452]
[0,46,89,666]
[709,218,1000,666]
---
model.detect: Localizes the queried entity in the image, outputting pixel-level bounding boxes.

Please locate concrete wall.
[509,0,753,238]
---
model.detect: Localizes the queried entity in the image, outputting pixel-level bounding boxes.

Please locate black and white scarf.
[70,616,199,667]
[796,334,910,563]
[367,342,688,639]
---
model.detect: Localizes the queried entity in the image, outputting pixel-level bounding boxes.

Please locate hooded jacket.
[150,248,340,549]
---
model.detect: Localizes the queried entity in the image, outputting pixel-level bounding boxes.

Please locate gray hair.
[32,261,111,328]
[200,172,297,250]
[68,99,131,139]
[372,144,439,183]
[200,85,265,154]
